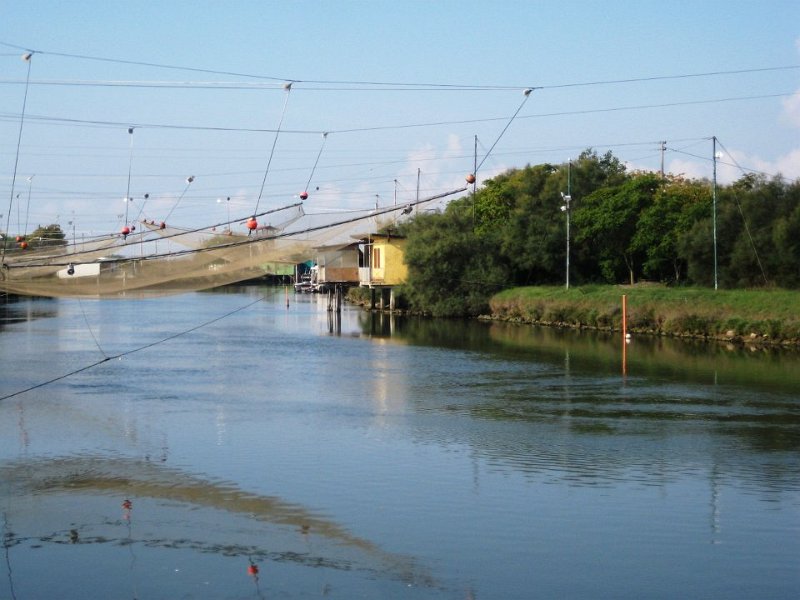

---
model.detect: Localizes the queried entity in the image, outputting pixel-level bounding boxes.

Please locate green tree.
[494,164,565,285]
[569,149,628,199]
[772,199,800,288]
[573,173,658,284]
[27,224,67,249]
[403,201,508,316]
[633,176,709,283]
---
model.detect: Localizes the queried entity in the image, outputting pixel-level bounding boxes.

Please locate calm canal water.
[1,287,799,599]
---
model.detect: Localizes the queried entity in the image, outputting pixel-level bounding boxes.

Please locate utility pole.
[568,158,571,198]
[415,168,420,214]
[561,158,573,290]
[472,135,478,225]
[660,141,666,179]
[125,127,134,227]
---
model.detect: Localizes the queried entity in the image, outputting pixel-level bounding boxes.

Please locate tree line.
[400,149,800,316]
[1,224,66,251]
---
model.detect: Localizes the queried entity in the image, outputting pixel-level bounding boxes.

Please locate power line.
[714,138,770,285]
[669,147,792,182]
[0,111,324,134]
[538,65,800,90]
[0,92,792,136]
[2,40,797,90]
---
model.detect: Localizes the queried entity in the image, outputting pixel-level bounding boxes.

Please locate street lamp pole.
[561,193,571,290]
[561,159,572,290]
[712,136,719,290]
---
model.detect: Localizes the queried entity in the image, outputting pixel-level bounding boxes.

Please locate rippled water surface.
[1,288,799,599]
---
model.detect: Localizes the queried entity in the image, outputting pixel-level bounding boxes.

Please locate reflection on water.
[1,456,431,584]
[0,296,57,332]
[1,290,799,599]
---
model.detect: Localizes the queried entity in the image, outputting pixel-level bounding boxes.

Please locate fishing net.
[0,190,462,298]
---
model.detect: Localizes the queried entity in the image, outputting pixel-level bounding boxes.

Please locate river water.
[1,287,798,599]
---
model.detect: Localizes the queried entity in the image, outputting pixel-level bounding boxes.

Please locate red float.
[300,191,308,200]
[19,241,28,249]
[159,221,166,230]
[15,235,23,242]
[466,173,476,184]
[247,564,259,576]
[246,217,258,230]
[121,226,131,236]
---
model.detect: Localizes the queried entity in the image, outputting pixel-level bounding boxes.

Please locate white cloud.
[781,89,800,128]
[444,134,463,158]
[667,157,710,182]
[668,146,800,185]
[746,148,800,180]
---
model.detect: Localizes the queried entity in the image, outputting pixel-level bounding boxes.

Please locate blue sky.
[2,1,799,235]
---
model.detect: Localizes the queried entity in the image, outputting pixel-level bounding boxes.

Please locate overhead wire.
[3,132,789,221]
[124,127,135,226]
[476,89,534,172]
[669,147,791,182]
[714,138,770,285]
[0,92,793,137]
[302,132,329,196]
[1,40,797,90]
[1,51,32,265]
[162,175,195,223]
[0,40,293,83]
[254,83,293,216]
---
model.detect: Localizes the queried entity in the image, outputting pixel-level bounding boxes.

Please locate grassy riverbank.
[488,285,800,345]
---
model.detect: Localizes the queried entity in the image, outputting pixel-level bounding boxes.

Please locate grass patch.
[489,285,800,343]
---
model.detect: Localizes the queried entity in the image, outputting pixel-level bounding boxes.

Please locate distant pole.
[567,158,571,197]
[125,127,134,226]
[565,200,570,290]
[563,159,572,290]
[712,136,718,291]
[25,175,34,236]
[473,135,478,195]
[415,168,420,214]
[393,179,397,207]
[660,141,666,179]
[472,135,478,224]
[3,52,33,265]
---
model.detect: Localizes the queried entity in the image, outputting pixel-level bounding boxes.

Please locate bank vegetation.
[378,149,800,343]
[488,285,800,345]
